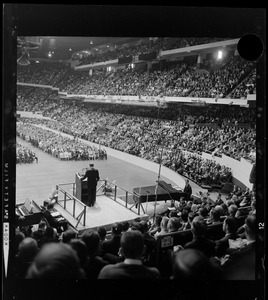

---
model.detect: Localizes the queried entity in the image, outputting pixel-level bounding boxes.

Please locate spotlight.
[217,50,223,60]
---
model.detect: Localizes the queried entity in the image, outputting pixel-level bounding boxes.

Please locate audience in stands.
[99,222,122,261]
[17,47,255,100]
[31,221,47,248]
[154,216,169,238]
[98,230,161,279]
[14,185,256,280]
[216,214,256,280]
[214,216,238,257]
[167,217,181,233]
[61,229,77,244]
[97,226,107,247]
[15,38,257,281]
[183,217,216,258]
[16,142,38,164]
[148,215,162,236]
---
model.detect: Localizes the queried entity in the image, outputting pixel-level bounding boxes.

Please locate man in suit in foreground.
[221,214,256,280]
[80,163,100,207]
[98,230,161,279]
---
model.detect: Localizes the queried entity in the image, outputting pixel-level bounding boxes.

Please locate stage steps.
[54,195,149,235]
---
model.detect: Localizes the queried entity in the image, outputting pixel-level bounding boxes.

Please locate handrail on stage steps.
[96,179,143,215]
[56,179,144,226]
[55,183,87,227]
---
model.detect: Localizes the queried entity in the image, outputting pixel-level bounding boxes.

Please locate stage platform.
[54,195,150,235]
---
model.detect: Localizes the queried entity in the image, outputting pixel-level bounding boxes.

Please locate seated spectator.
[179,210,191,230]
[61,229,77,244]
[31,221,47,248]
[187,212,195,229]
[220,203,228,216]
[214,193,224,206]
[26,242,86,279]
[177,196,187,212]
[100,222,122,258]
[214,216,238,257]
[171,249,218,280]
[190,203,199,216]
[248,199,256,215]
[69,238,89,272]
[14,229,25,256]
[120,221,130,233]
[228,204,238,217]
[98,230,161,279]
[97,226,107,247]
[184,217,216,258]
[138,220,156,266]
[154,216,169,238]
[14,237,39,279]
[167,217,181,233]
[239,195,252,207]
[39,226,59,248]
[200,196,212,211]
[148,215,162,236]
[221,215,256,280]
[168,210,178,218]
[81,230,109,279]
[207,206,222,225]
[198,207,209,220]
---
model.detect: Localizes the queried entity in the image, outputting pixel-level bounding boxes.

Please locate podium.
[75,173,89,205]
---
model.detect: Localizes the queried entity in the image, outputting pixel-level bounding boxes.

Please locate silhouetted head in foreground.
[26,242,85,279]
[171,249,213,280]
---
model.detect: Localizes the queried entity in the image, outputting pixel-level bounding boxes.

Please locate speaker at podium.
[75,172,89,205]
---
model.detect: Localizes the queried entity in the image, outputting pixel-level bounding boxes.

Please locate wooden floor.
[16,136,225,231]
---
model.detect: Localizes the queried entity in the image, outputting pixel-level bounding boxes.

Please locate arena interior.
[11,35,264,286]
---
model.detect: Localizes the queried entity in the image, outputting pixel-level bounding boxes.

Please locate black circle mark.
[237,34,264,61]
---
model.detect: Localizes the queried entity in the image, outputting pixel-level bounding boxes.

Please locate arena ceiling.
[23,36,142,60]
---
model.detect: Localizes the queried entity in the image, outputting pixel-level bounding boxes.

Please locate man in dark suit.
[99,222,122,262]
[81,230,109,279]
[80,163,100,207]
[183,179,192,200]
[98,230,160,279]
[221,214,256,280]
[214,216,238,257]
[184,217,216,258]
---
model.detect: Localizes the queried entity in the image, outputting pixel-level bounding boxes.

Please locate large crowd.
[17,93,256,160]
[14,37,259,283]
[17,122,107,161]
[14,183,259,280]
[16,142,38,164]
[16,97,256,187]
[17,50,256,100]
